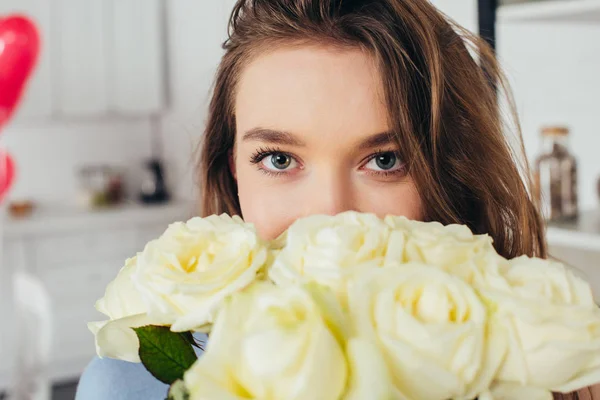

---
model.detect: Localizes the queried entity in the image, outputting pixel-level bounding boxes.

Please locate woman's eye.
[261,153,298,171]
[365,152,403,172]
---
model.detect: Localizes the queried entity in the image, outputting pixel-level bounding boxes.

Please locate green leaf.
[180,331,204,350]
[134,326,198,385]
[166,380,190,400]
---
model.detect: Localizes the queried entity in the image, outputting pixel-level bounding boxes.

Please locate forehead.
[234,45,390,146]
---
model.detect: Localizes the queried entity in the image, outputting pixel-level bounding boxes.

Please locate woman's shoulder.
[76,334,206,400]
[75,357,168,400]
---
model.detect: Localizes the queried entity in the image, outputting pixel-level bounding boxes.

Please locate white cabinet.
[109,0,165,115]
[30,228,138,373]
[2,0,166,120]
[55,0,166,117]
[0,239,19,390]
[166,0,225,114]
[0,0,54,119]
[0,202,194,388]
[55,0,109,116]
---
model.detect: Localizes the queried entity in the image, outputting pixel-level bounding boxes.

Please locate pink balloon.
[0,15,40,132]
[0,149,15,203]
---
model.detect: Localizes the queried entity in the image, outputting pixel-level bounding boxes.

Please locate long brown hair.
[198,0,547,260]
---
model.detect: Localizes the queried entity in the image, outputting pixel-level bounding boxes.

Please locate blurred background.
[0,0,599,398]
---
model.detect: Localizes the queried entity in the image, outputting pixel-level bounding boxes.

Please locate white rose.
[479,383,553,400]
[385,215,496,269]
[268,211,393,300]
[343,338,396,400]
[348,264,506,400]
[439,248,512,293]
[483,256,600,393]
[183,282,348,400]
[88,256,159,362]
[498,256,596,307]
[384,215,511,291]
[132,214,268,332]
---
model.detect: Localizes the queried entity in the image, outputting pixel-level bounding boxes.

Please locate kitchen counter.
[2,200,196,238]
[547,209,600,252]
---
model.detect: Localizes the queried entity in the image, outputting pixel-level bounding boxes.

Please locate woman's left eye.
[364,152,403,172]
[261,153,299,172]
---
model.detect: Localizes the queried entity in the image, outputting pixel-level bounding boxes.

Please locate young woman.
[77,0,599,398]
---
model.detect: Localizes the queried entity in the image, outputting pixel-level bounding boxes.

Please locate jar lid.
[541,126,570,136]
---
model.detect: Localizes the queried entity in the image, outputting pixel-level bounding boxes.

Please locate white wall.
[158,0,229,203]
[2,119,154,205]
[430,0,478,33]
[497,21,600,210]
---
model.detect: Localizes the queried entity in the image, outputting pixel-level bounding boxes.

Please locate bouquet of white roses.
[89,212,600,400]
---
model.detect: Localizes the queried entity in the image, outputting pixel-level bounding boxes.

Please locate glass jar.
[77,165,124,209]
[534,126,578,222]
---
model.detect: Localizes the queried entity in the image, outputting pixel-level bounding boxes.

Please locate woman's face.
[233,45,423,240]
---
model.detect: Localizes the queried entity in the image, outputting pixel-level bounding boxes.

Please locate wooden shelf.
[547,210,600,252]
[498,0,600,23]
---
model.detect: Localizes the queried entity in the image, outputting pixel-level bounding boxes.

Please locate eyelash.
[250,146,284,165]
[249,147,406,177]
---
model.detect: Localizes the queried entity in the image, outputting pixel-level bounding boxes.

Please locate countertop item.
[8,200,35,219]
[534,126,578,222]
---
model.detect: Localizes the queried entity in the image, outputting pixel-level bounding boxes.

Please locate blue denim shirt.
[76,334,206,400]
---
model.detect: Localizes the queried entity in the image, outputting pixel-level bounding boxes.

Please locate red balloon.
[0,149,15,203]
[0,15,40,132]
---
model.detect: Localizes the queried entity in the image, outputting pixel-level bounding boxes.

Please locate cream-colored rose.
[348,264,506,400]
[483,256,600,394]
[132,214,268,332]
[384,215,510,291]
[183,282,348,400]
[479,383,553,400]
[88,256,158,362]
[438,248,512,294]
[498,256,596,307]
[343,338,396,400]
[385,215,496,269]
[268,211,393,300]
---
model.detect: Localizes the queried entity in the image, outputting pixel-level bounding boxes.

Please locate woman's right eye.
[260,152,299,172]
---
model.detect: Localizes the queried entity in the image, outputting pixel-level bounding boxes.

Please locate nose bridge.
[307,166,354,216]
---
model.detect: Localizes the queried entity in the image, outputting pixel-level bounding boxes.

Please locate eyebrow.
[242,128,306,147]
[358,131,396,150]
[241,127,396,149]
